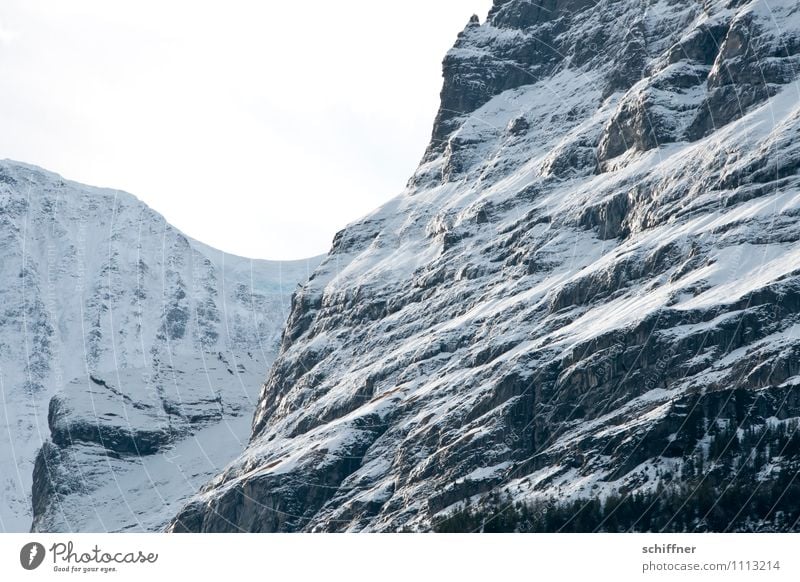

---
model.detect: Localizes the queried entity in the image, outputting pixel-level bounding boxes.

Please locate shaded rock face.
[424,0,800,177]
[0,161,320,532]
[429,0,604,154]
[170,0,800,533]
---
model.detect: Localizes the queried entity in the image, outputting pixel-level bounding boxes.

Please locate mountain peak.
[167,1,800,532]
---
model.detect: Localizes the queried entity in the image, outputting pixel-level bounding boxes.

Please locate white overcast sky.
[0,1,494,260]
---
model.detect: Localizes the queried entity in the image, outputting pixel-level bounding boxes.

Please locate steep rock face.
[0,161,320,532]
[170,0,800,532]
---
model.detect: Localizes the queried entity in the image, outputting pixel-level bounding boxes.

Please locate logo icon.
[20,542,46,570]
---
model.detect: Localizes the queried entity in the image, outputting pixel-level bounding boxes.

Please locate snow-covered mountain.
[0,160,320,532]
[169,0,800,532]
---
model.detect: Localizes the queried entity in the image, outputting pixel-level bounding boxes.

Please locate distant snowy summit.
[0,160,321,532]
[168,0,800,532]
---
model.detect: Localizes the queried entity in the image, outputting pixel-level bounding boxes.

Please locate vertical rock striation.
[0,161,321,532]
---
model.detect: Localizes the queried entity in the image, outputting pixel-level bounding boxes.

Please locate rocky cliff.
[170,0,800,532]
[0,160,320,532]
